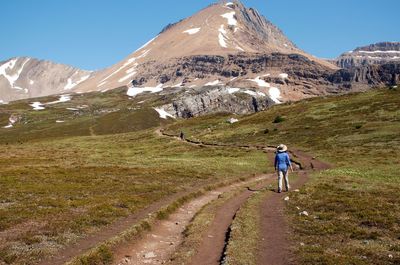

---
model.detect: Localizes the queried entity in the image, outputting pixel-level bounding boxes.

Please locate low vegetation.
[0,91,267,264]
[166,88,400,264]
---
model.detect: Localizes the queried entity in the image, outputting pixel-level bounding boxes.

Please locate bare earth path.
[40,129,328,264]
[113,175,274,265]
[257,151,331,265]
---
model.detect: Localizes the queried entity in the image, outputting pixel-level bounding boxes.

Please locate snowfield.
[247,76,270,87]
[183,28,201,35]
[218,25,228,48]
[0,58,30,90]
[269,87,282,103]
[127,84,164,97]
[244,90,266,97]
[205,80,222,86]
[279,73,289,79]
[154,108,175,119]
[30,102,45,110]
[47,95,72,105]
[227,87,240,94]
[221,12,237,26]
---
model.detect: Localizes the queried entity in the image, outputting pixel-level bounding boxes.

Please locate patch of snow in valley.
[244,90,266,97]
[183,28,201,35]
[279,73,289,79]
[269,87,281,103]
[127,84,163,97]
[29,79,34,85]
[205,80,222,86]
[225,2,235,8]
[153,108,175,119]
[2,116,17,129]
[218,25,229,48]
[66,107,79,111]
[30,102,45,110]
[47,94,72,105]
[247,76,270,87]
[56,120,65,123]
[221,12,237,26]
[227,117,239,124]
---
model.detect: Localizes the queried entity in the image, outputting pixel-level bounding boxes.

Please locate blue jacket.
[274,152,291,171]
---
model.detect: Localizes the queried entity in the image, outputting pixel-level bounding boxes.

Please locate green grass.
[165,88,400,264]
[0,90,268,264]
[1,87,399,264]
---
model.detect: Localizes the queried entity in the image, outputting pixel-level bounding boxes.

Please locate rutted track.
[159,129,330,265]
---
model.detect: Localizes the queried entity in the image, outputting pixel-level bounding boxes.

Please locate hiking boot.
[278,190,282,193]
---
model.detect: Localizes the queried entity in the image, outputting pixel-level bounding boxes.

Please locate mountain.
[74,0,337,99]
[0,57,92,104]
[336,42,400,69]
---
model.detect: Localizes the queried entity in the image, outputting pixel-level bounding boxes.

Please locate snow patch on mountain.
[279,73,289,79]
[183,28,201,35]
[205,80,222,86]
[221,12,237,26]
[30,102,45,110]
[64,74,90,90]
[154,108,175,119]
[0,58,30,90]
[247,76,270,87]
[244,90,266,97]
[269,87,281,103]
[227,87,240,94]
[47,95,72,105]
[358,50,400,54]
[218,25,228,48]
[127,84,163,97]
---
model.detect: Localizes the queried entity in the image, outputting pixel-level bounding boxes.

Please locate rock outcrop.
[336,42,400,69]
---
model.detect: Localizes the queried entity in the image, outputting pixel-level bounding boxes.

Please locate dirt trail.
[157,130,331,265]
[39,190,199,265]
[113,175,274,265]
[257,150,330,265]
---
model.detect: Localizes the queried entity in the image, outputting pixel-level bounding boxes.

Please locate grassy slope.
[166,88,400,264]
[0,91,268,264]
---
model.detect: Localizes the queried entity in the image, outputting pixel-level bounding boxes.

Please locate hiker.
[274,144,293,193]
[180,131,185,140]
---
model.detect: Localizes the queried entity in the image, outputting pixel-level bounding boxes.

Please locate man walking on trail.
[274,144,293,193]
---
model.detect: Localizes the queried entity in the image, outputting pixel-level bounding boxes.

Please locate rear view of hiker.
[274,144,293,193]
[180,131,185,140]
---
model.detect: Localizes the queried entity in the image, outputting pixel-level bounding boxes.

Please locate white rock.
[300,211,309,216]
[388,254,393,259]
[284,196,289,201]
[227,118,239,124]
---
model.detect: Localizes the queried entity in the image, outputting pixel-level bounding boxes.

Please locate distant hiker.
[180,131,185,140]
[274,144,293,193]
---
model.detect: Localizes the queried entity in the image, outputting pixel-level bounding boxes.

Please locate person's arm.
[274,154,278,171]
[287,153,294,172]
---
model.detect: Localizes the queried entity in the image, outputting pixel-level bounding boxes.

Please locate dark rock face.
[161,87,273,118]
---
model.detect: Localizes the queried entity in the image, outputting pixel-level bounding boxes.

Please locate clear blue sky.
[1,0,399,70]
